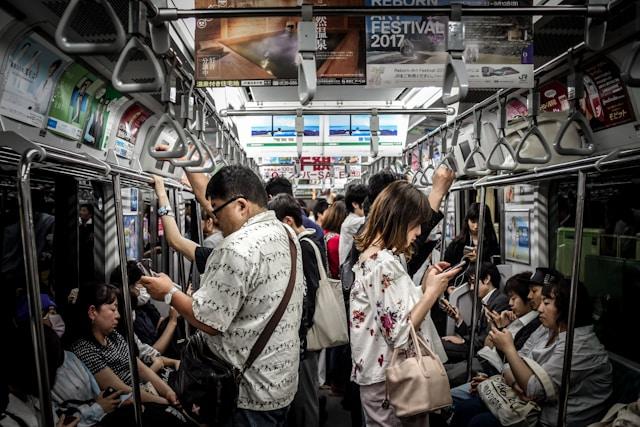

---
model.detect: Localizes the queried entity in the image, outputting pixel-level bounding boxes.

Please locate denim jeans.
[232,406,290,427]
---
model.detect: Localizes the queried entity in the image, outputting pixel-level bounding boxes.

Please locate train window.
[550,168,640,363]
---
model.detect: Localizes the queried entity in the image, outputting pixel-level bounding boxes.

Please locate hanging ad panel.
[81,85,125,150]
[365,0,534,89]
[114,103,153,160]
[0,35,68,128]
[240,115,323,157]
[47,64,104,140]
[194,0,365,87]
[324,114,407,156]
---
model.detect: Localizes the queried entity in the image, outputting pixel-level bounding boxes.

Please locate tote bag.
[302,237,349,351]
[477,356,556,427]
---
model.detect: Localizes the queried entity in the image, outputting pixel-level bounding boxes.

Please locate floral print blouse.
[349,249,446,385]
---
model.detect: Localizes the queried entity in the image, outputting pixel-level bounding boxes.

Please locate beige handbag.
[384,322,452,417]
[301,238,349,351]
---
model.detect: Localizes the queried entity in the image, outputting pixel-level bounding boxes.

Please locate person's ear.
[88,305,98,321]
[283,216,295,227]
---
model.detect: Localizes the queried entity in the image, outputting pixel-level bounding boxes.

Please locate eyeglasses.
[211,195,245,219]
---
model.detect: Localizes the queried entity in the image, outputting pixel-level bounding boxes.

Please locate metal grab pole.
[112,174,144,427]
[17,149,55,427]
[439,194,450,263]
[557,171,587,426]
[466,186,487,382]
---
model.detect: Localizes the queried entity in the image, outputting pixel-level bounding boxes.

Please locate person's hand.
[139,273,175,301]
[466,248,477,263]
[169,307,180,322]
[67,288,79,305]
[422,261,462,295]
[442,302,461,323]
[489,327,515,353]
[486,309,516,329]
[470,373,489,394]
[164,389,180,407]
[162,357,180,370]
[428,165,455,210]
[484,334,495,349]
[56,414,80,427]
[442,335,465,345]
[96,389,122,414]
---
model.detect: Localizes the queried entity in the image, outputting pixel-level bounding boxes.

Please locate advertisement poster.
[505,209,531,264]
[47,64,103,140]
[245,115,323,157]
[81,85,124,150]
[123,214,139,260]
[0,36,68,128]
[325,114,406,156]
[114,103,152,160]
[540,57,635,132]
[365,0,534,89]
[194,0,365,87]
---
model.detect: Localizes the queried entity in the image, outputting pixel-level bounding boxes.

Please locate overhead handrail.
[147,59,188,159]
[186,102,217,173]
[515,86,553,164]
[438,121,459,172]
[112,1,164,93]
[297,1,317,106]
[172,78,205,167]
[55,0,126,54]
[594,147,621,171]
[463,109,491,177]
[584,0,610,51]
[486,95,517,171]
[553,52,596,156]
[620,2,640,86]
[442,4,469,105]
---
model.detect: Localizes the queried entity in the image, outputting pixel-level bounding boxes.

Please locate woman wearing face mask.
[110,261,181,359]
[15,293,66,338]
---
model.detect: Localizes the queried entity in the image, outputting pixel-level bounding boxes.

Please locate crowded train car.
[0,0,639,426]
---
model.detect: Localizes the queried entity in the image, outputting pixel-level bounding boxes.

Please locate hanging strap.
[300,237,329,283]
[242,224,298,373]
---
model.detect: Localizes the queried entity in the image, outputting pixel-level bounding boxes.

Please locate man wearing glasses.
[143,166,304,426]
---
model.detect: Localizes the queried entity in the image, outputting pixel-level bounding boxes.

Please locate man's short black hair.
[345,184,368,214]
[368,170,399,206]
[110,260,142,287]
[504,272,533,302]
[264,176,293,197]
[268,193,303,227]
[479,262,501,289]
[312,198,329,219]
[206,165,268,208]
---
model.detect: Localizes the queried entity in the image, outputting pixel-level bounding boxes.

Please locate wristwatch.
[158,205,173,217]
[164,286,178,305]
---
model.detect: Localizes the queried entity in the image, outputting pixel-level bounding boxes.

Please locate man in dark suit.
[441,262,510,363]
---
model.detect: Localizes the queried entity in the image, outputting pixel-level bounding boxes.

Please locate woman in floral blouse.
[350,181,461,426]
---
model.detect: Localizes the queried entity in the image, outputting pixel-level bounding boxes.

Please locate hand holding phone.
[442,258,469,273]
[136,261,158,277]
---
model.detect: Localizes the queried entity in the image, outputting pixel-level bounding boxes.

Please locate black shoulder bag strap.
[241,224,298,375]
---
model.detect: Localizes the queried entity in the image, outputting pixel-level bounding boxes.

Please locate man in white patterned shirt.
[142,165,304,426]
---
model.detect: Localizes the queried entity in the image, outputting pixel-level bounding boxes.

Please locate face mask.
[46,313,66,338]
[137,287,151,306]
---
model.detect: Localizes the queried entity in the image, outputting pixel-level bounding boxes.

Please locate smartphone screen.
[443,258,468,273]
[136,262,151,277]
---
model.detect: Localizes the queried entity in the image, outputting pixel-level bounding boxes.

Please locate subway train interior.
[0,0,639,426]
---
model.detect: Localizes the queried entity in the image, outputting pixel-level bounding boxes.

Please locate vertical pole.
[112,174,144,427]
[466,186,487,381]
[17,149,55,427]
[192,199,203,292]
[149,194,158,271]
[439,193,450,263]
[557,170,587,427]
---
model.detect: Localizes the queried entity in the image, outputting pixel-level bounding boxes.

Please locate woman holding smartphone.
[350,181,461,426]
[444,202,500,266]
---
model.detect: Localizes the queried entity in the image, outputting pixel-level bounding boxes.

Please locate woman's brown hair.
[354,180,431,257]
[322,200,348,234]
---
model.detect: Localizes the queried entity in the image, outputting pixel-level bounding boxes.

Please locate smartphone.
[136,261,158,277]
[442,258,469,273]
[118,392,133,407]
[103,386,117,396]
[463,245,475,256]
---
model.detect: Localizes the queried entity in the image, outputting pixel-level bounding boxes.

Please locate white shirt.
[349,249,446,386]
[192,211,304,411]
[338,213,365,265]
[482,288,497,305]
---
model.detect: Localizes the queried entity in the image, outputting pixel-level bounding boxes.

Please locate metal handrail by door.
[112,174,144,427]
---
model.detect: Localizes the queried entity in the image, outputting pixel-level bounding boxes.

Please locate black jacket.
[444,235,500,266]
[456,289,510,350]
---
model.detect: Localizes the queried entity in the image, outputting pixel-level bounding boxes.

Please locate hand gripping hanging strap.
[239,225,298,378]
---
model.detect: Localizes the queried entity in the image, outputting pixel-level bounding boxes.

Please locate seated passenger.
[70,283,182,408]
[441,262,510,363]
[110,262,182,359]
[444,272,541,387]
[451,279,612,427]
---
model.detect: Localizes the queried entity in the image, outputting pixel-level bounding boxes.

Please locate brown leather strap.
[243,224,297,373]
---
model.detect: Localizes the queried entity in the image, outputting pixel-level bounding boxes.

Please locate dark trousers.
[450,395,501,427]
[287,351,319,427]
[232,406,290,427]
[442,340,470,364]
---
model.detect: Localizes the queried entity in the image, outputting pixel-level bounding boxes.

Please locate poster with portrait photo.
[81,85,124,150]
[505,209,531,264]
[0,35,68,127]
